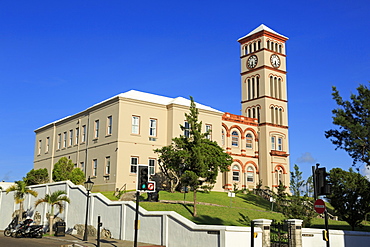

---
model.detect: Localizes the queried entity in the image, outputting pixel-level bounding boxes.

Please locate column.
[253,219,272,247]
[287,219,303,247]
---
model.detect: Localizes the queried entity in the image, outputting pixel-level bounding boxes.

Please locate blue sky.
[0,0,369,183]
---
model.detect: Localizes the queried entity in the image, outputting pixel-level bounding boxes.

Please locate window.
[231,131,239,147]
[38,140,42,155]
[246,133,253,149]
[82,125,86,143]
[278,137,283,151]
[205,124,212,140]
[184,121,190,138]
[57,134,61,149]
[93,159,98,176]
[107,116,112,135]
[75,127,79,145]
[271,136,276,150]
[63,132,67,148]
[80,162,85,172]
[69,129,73,146]
[221,130,225,146]
[247,166,254,182]
[276,167,284,185]
[132,116,140,134]
[105,156,111,175]
[232,165,240,182]
[45,137,50,153]
[149,119,157,136]
[94,120,99,138]
[130,157,138,173]
[149,159,155,175]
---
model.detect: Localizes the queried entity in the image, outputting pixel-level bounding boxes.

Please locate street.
[0,233,79,247]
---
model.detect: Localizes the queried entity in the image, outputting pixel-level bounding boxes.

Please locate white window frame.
[45,137,50,153]
[107,116,112,135]
[247,166,254,182]
[69,129,73,146]
[130,157,138,173]
[205,124,212,140]
[149,119,157,137]
[93,159,98,177]
[132,116,140,134]
[75,127,79,145]
[38,140,42,155]
[63,132,67,148]
[57,134,61,149]
[105,156,111,175]
[82,125,86,143]
[246,133,253,149]
[94,120,99,138]
[278,137,283,151]
[149,158,156,175]
[271,136,276,150]
[184,121,190,138]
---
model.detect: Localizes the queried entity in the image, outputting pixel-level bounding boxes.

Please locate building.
[34,24,290,192]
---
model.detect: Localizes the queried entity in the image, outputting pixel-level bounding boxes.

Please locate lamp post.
[83,176,94,241]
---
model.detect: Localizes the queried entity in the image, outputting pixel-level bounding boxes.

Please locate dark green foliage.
[23,168,49,185]
[325,84,370,166]
[155,97,233,216]
[327,168,370,230]
[52,157,85,185]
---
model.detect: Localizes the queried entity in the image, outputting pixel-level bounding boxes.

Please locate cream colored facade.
[34,24,290,192]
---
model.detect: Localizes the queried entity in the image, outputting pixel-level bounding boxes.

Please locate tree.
[23,168,49,186]
[285,164,315,227]
[6,181,38,223]
[325,84,370,167]
[35,190,70,235]
[53,157,85,185]
[154,145,182,193]
[155,97,232,216]
[327,167,370,230]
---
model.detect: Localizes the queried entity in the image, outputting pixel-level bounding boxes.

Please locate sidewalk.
[46,234,164,247]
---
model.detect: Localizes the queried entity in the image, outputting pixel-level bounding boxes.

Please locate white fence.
[0,181,262,247]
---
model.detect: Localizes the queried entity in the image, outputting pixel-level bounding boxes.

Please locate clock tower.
[238,24,290,190]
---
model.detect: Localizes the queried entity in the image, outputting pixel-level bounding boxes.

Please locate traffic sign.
[147,181,156,192]
[314,199,326,214]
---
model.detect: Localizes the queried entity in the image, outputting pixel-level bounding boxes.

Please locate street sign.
[147,181,156,192]
[314,199,326,214]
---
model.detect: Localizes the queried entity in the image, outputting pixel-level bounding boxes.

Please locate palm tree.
[35,190,70,235]
[6,180,38,223]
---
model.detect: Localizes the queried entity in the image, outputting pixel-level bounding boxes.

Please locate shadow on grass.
[192,214,230,225]
[237,213,251,226]
[237,192,272,211]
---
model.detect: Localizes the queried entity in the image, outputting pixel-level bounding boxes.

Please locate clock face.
[247,55,258,69]
[270,54,280,68]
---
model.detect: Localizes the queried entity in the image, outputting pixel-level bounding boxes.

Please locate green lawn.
[97,190,370,231]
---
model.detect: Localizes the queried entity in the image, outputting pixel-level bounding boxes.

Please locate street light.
[83,176,94,241]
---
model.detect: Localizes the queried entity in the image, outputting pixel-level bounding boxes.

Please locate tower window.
[244,46,248,55]
[278,137,283,151]
[271,136,276,150]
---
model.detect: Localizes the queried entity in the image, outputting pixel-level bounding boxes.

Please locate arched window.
[232,165,240,182]
[249,44,252,53]
[275,43,278,52]
[271,42,274,51]
[247,79,251,100]
[257,107,260,123]
[231,131,239,147]
[267,40,270,50]
[252,77,255,99]
[252,108,256,119]
[275,108,279,125]
[253,42,256,52]
[271,107,275,124]
[248,108,251,118]
[246,133,253,149]
[256,77,260,98]
[279,108,283,125]
[244,46,248,55]
[276,167,284,185]
[279,44,282,53]
[221,130,225,146]
[247,166,254,182]
[270,76,273,97]
[258,41,261,50]
[278,78,282,99]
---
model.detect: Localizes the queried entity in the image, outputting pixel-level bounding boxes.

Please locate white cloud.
[296,152,317,164]
[361,166,370,180]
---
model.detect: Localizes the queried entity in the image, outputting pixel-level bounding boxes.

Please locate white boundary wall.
[0,181,262,247]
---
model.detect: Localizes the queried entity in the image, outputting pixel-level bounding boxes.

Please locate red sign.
[147,181,155,192]
[314,199,326,214]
